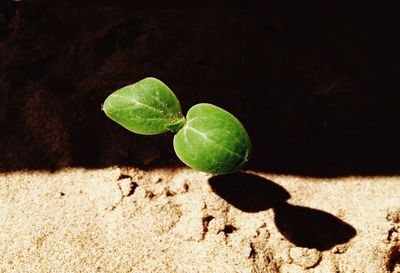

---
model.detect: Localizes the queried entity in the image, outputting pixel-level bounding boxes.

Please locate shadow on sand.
[209,172,356,251]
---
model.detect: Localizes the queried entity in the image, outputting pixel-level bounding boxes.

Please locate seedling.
[103,77,251,174]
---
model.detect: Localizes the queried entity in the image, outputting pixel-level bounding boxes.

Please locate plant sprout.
[103,77,251,174]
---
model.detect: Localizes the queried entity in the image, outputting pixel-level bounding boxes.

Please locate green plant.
[103,77,251,174]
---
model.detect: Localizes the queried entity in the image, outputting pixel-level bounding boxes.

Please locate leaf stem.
[166,117,186,134]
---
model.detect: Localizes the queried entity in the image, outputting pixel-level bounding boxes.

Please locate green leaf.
[173,103,252,174]
[103,77,185,135]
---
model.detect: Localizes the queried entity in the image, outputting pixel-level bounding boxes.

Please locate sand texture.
[1,167,399,272]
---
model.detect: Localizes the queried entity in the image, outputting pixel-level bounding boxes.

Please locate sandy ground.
[1,167,399,272]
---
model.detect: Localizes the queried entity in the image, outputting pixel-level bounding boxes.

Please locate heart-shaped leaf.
[173,103,252,174]
[103,77,185,135]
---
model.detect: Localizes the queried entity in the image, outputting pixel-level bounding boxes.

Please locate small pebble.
[289,247,322,269]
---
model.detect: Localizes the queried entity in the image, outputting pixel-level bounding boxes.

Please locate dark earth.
[1,1,400,177]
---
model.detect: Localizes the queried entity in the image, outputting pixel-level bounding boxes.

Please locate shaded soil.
[1,1,400,177]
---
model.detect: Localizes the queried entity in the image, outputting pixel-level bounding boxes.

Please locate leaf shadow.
[209,172,290,212]
[274,203,356,251]
[209,172,356,251]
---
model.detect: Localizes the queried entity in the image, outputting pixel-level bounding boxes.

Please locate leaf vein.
[185,126,243,159]
[112,94,164,114]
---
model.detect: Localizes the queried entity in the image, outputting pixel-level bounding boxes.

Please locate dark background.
[1,0,399,177]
